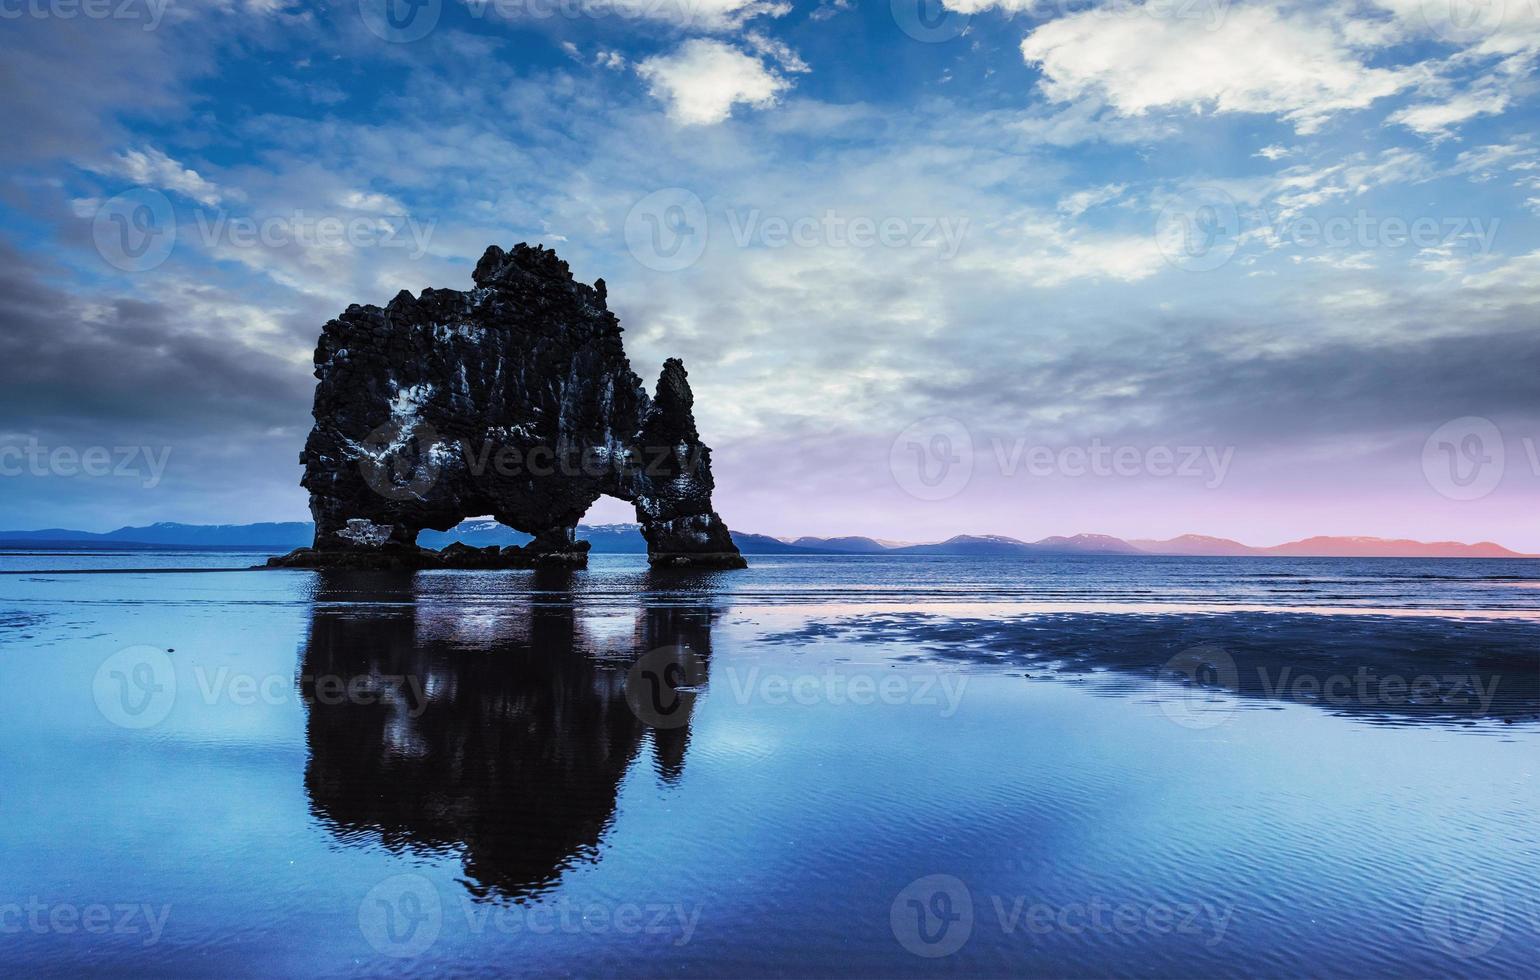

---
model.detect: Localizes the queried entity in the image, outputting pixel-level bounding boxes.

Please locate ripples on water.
[8,552,1540,613]
[1,552,1537,977]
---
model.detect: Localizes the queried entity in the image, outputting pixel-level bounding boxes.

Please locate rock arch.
[272,244,744,569]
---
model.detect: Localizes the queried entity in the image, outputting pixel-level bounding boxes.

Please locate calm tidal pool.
[2,554,1538,977]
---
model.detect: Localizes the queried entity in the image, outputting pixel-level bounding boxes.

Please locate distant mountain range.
[1128,534,1534,559]
[0,521,1532,558]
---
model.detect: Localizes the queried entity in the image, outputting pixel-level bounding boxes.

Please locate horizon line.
[2,520,1535,558]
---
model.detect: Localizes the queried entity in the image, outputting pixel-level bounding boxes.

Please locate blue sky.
[3,0,1540,546]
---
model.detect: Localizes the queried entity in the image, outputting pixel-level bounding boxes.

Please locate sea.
[2,551,1538,977]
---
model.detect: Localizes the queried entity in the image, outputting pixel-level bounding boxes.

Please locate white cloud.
[1414,242,1467,276]
[1372,0,1540,138]
[1294,251,1376,270]
[336,189,406,212]
[1241,148,1431,224]
[1019,4,1409,133]
[577,0,789,31]
[637,39,793,126]
[1010,99,1178,146]
[1371,0,1540,59]
[104,146,224,206]
[1316,286,1391,309]
[965,211,1166,287]
[744,30,810,73]
[1056,182,1126,216]
[1389,85,1511,136]
[1255,144,1292,161]
[1460,249,1540,293]
[242,0,296,11]
[1445,141,1538,182]
[809,0,852,19]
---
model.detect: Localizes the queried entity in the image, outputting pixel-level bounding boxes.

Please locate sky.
[2,0,1539,547]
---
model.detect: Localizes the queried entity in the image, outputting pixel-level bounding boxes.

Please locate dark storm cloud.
[0,15,197,164]
[0,243,317,527]
[903,294,1540,454]
[0,246,313,434]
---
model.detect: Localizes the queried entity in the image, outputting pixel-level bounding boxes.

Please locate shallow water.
[2,553,1538,977]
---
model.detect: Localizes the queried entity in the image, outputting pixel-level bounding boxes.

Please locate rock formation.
[269,244,745,569]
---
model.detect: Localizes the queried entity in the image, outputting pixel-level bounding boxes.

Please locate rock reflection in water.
[298,569,715,901]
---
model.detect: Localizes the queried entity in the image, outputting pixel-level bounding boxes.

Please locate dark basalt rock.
[269,244,745,570]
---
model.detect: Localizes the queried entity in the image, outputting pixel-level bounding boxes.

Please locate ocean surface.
[2,551,1538,977]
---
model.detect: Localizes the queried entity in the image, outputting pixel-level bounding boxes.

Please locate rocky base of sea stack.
[648,552,749,569]
[263,541,750,571]
[262,541,591,571]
